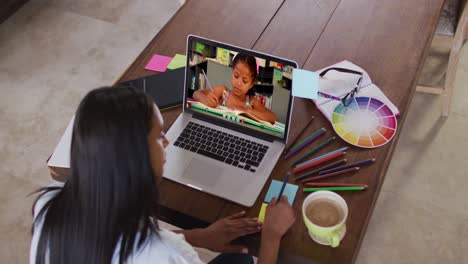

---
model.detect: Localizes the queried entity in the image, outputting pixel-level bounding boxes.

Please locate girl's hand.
[204,92,220,107]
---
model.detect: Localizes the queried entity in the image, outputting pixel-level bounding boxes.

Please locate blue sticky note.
[292,69,319,100]
[264,180,299,205]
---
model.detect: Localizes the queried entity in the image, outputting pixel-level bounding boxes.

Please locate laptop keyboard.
[173,122,268,173]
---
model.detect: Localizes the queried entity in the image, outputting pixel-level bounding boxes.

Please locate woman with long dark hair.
[30,87,295,264]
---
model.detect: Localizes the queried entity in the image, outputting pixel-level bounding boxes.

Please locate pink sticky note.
[145,54,173,72]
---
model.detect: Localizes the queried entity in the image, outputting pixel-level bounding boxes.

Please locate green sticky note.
[167,54,187,70]
[258,202,268,223]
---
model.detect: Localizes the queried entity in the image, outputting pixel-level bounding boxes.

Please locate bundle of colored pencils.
[294,155,376,192]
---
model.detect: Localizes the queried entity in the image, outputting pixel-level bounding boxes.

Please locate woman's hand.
[262,196,296,241]
[196,211,261,253]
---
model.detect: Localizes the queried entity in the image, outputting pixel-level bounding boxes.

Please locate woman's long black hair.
[32,87,160,264]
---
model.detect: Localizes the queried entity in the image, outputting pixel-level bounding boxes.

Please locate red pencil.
[293,152,346,174]
[301,167,360,183]
[304,182,368,188]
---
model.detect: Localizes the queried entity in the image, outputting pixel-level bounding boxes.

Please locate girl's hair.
[32,86,160,264]
[232,53,258,81]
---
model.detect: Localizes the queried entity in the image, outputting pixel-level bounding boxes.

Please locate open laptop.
[164,35,298,206]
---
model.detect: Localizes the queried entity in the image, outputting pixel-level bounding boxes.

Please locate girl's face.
[231,61,255,97]
[148,105,169,181]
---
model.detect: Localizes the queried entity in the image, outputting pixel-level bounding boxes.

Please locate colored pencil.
[318,158,376,175]
[284,128,326,158]
[283,116,315,154]
[295,147,348,168]
[201,69,213,89]
[293,152,346,174]
[294,159,347,182]
[289,127,324,152]
[303,186,366,192]
[291,137,336,165]
[304,183,368,188]
[276,173,291,204]
[301,167,360,183]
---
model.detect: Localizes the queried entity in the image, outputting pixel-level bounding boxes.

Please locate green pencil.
[303,186,366,192]
[291,137,336,166]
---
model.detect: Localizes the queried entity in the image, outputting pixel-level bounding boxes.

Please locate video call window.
[186,41,293,138]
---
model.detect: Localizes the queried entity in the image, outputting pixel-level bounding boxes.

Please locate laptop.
[164,35,298,207]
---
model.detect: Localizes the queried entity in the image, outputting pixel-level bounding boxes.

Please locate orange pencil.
[301,167,360,183]
[304,182,368,188]
[293,152,346,174]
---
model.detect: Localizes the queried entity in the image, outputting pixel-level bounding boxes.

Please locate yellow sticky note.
[258,203,268,223]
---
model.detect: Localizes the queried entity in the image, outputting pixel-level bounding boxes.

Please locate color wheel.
[332,97,397,148]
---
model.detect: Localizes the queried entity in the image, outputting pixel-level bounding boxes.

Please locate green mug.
[302,191,348,248]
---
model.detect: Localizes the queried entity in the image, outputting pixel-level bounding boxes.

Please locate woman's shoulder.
[33,181,64,219]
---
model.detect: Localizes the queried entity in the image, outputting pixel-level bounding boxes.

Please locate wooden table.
[49,0,445,263]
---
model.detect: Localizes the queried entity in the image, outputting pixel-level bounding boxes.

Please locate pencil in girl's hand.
[294,159,347,182]
[276,173,291,204]
[201,69,213,89]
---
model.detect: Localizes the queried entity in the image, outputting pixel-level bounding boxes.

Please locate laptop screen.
[185,36,296,141]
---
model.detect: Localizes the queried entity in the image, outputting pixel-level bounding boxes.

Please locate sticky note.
[258,203,268,223]
[167,54,187,70]
[145,54,173,72]
[264,180,299,205]
[292,69,319,100]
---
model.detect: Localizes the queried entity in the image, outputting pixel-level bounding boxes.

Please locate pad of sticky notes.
[258,203,268,223]
[292,69,319,100]
[258,180,299,223]
[145,54,173,72]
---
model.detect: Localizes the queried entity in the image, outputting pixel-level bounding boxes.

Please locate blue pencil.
[295,147,349,168]
[276,173,290,204]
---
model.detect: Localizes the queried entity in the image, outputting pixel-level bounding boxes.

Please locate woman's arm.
[192,85,226,108]
[174,211,261,254]
[258,196,296,264]
[244,97,277,124]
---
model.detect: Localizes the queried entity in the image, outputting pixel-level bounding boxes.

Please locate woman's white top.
[30,187,204,264]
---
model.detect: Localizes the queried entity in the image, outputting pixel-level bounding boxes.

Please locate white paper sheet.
[47,116,74,168]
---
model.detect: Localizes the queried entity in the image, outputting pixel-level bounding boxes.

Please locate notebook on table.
[118,67,185,111]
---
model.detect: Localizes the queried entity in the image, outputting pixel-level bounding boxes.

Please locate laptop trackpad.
[182,158,220,187]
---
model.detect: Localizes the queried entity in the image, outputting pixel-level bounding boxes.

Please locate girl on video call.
[30,87,295,264]
[193,53,277,124]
